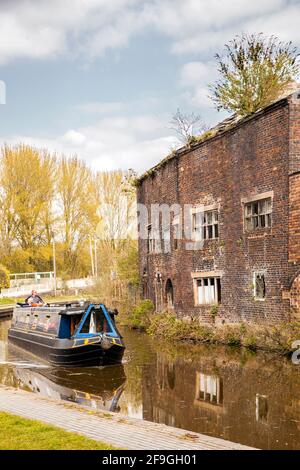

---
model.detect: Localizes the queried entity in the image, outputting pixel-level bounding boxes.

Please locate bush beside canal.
[123,299,154,330]
[0,412,118,450]
[125,302,300,355]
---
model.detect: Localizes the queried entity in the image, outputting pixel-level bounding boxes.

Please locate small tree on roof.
[210,33,300,117]
[170,109,208,144]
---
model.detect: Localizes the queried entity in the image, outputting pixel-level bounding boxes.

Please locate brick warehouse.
[137,88,300,324]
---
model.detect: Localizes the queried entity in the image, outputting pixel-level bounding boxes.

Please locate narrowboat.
[8,301,125,366]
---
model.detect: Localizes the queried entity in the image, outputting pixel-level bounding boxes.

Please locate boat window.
[70,315,82,336]
[90,310,112,333]
[80,314,91,334]
[78,309,113,335]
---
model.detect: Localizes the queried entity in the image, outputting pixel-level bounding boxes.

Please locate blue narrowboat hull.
[8,302,125,366]
[8,329,125,366]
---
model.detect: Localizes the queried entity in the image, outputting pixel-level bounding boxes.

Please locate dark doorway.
[166,279,174,309]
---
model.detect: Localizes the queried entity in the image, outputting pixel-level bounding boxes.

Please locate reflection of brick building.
[142,351,300,450]
[137,89,300,323]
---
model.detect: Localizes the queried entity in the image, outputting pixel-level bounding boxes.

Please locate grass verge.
[0,411,118,450]
[0,297,15,305]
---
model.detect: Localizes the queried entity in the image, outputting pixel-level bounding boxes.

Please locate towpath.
[0,385,255,450]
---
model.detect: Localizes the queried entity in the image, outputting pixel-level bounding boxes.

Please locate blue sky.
[0,0,299,173]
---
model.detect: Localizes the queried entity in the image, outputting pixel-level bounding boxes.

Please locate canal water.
[0,318,300,450]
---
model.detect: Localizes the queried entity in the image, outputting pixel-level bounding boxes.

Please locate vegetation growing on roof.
[137,34,299,185]
[187,129,216,147]
[209,33,299,116]
[169,109,208,145]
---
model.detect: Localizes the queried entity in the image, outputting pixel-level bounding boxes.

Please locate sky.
[0,0,299,174]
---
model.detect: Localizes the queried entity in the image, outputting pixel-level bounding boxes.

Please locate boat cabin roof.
[59,308,86,316]
[16,300,95,315]
[12,301,119,339]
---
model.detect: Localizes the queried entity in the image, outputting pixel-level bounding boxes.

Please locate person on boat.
[25,290,44,307]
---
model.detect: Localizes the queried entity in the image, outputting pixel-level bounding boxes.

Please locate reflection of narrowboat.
[3,365,126,412]
[8,301,125,366]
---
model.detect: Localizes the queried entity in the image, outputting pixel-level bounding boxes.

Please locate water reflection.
[1,365,126,412]
[141,344,300,450]
[0,320,300,449]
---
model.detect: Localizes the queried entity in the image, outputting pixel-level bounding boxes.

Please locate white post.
[89,237,95,276]
[94,238,98,278]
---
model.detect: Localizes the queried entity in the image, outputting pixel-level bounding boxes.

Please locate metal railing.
[9,272,54,287]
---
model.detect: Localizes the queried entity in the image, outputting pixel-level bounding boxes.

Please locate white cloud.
[0,0,143,63]
[150,0,293,54]
[179,61,218,112]
[180,62,216,86]
[62,130,86,145]
[3,113,178,173]
[0,0,298,64]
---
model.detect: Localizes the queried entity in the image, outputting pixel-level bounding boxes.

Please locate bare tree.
[169,109,208,144]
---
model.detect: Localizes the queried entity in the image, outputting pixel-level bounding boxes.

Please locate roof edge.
[136,92,296,186]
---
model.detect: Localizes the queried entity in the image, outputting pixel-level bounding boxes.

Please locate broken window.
[192,209,219,240]
[142,268,148,298]
[172,214,180,250]
[147,225,155,254]
[195,277,221,305]
[244,197,272,231]
[163,227,171,253]
[254,273,266,300]
[148,224,162,254]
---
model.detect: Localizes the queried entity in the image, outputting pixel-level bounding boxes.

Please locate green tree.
[57,156,99,276]
[117,241,139,288]
[0,264,10,289]
[0,144,56,250]
[210,34,299,116]
[2,248,33,274]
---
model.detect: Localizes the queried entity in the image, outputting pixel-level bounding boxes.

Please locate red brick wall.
[289,173,300,263]
[288,92,300,317]
[290,274,300,319]
[138,98,298,324]
[289,91,300,174]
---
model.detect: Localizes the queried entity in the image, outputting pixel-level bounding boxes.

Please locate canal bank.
[0,385,253,450]
[124,301,300,354]
[124,300,300,356]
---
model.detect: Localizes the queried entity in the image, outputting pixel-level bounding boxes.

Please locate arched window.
[165,279,174,309]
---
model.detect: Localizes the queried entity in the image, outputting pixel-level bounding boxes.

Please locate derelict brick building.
[137,89,300,324]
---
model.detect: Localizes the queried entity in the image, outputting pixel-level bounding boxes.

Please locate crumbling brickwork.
[138,93,300,324]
